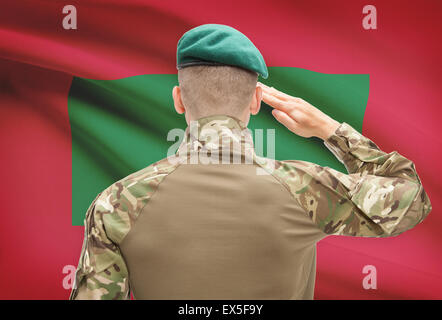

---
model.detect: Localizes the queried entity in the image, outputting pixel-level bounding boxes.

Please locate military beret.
[176,24,268,79]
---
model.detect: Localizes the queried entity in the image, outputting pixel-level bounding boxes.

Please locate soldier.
[70,24,431,300]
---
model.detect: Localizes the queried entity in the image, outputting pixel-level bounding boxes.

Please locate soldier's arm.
[259,82,431,237]
[69,158,180,299]
[70,190,130,300]
[277,123,431,237]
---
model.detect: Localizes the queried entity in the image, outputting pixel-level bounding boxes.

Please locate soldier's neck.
[185,112,250,127]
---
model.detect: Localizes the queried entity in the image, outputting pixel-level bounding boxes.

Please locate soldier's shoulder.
[92,156,181,243]
[272,159,356,199]
[97,157,175,204]
[254,156,314,187]
[258,157,321,176]
[254,155,309,174]
[103,156,178,193]
[117,156,179,186]
[274,159,345,177]
[256,157,349,192]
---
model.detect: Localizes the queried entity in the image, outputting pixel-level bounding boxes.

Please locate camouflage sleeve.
[69,189,130,300]
[277,122,431,237]
[69,157,181,300]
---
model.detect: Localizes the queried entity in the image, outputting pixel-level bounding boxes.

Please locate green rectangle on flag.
[68,67,369,225]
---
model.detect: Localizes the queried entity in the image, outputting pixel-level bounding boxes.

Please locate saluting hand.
[258,82,340,141]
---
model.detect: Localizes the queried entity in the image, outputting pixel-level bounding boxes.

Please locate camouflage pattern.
[70,157,181,300]
[70,115,431,299]
[258,122,432,237]
[175,115,255,164]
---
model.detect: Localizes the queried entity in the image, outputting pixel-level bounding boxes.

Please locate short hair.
[177,65,258,119]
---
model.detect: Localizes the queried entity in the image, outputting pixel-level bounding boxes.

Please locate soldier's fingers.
[272,109,299,130]
[261,86,289,102]
[262,92,292,113]
[259,83,296,102]
[270,88,294,102]
[257,82,272,90]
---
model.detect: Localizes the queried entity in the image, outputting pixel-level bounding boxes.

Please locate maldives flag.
[1,0,441,299]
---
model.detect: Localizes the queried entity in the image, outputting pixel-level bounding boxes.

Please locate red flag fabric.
[0,0,441,299]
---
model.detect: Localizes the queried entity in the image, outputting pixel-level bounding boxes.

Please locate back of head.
[178,65,258,119]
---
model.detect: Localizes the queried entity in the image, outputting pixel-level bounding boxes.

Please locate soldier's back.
[119,155,325,299]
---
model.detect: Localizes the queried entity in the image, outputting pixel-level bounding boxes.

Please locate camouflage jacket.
[70,115,431,300]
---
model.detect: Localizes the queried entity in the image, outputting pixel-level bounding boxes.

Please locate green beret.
[176,24,268,79]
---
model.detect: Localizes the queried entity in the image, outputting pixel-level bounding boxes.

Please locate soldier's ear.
[172,86,186,114]
[250,85,262,115]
